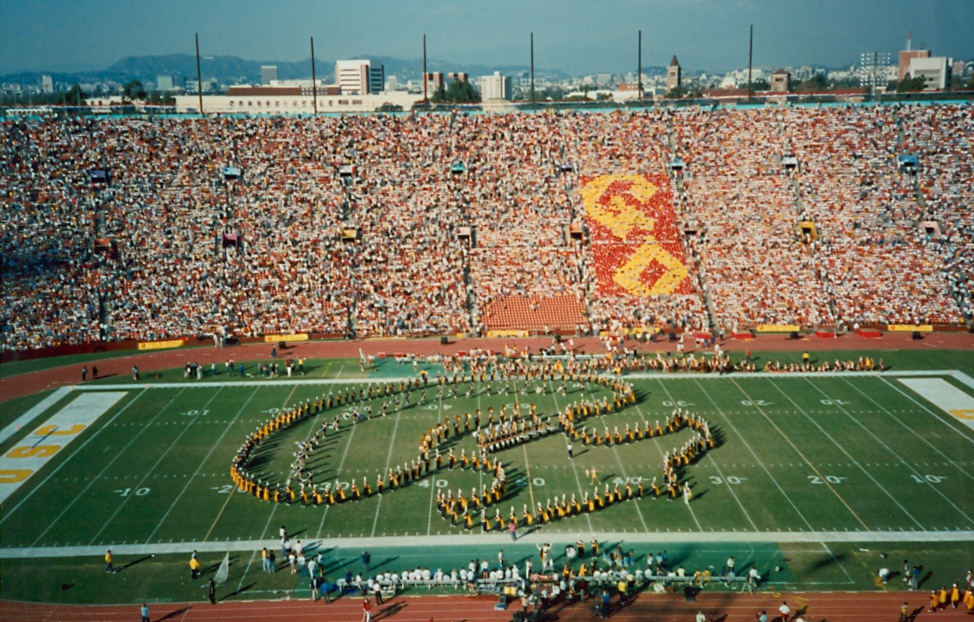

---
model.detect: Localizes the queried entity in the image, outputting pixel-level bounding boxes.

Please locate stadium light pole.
[747,24,754,104]
[311,37,318,115]
[423,35,428,108]
[638,30,643,101]
[195,33,204,116]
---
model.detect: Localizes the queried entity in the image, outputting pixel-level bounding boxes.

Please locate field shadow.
[374,601,407,621]
[812,553,848,570]
[219,583,255,601]
[156,605,192,621]
[116,555,154,573]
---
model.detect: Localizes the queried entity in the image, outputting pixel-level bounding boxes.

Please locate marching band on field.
[230,357,715,528]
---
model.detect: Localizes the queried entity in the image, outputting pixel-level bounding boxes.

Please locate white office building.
[335,59,384,95]
[479,72,512,101]
[909,56,952,90]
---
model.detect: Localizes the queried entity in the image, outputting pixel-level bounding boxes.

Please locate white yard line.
[766,378,925,530]
[66,369,967,392]
[521,444,538,514]
[631,401,703,532]
[549,389,595,534]
[841,378,974,483]
[5,529,974,559]
[821,541,856,584]
[656,379,757,531]
[231,384,306,593]
[369,400,404,537]
[0,386,72,445]
[315,386,358,538]
[878,377,974,446]
[85,388,225,546]
[802,378,974,526]
[692,379,817,531]
[15,389,162,542]
[425,394,442,536]
[147,387,264,543]
[730,378,873,531]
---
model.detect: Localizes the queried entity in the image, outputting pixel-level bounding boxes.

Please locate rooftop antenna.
[747,24,754,103]
[906,31,911,52]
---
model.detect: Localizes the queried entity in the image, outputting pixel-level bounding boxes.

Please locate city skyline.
[1,0,972,77]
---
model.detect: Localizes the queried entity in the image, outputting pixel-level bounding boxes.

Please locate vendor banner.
[887,324,933,332]
[263,334,309,343]
[137,339,184,350]
[755,324,801,333]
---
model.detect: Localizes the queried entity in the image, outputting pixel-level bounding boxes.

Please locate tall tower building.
[261,66,278,86]
[479,72,511,100]
[666,56,682,91]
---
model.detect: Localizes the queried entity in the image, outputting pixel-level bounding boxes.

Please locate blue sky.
[1,0,971,75]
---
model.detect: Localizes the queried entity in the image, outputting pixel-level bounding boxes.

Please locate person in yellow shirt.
[105,549,115,573]
[951,583,961,608]
[190,551,201,579]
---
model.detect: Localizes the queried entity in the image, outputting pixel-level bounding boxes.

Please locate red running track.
[3,591,973,622]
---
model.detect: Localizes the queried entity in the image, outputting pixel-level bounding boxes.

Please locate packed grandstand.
[2,103,971,352]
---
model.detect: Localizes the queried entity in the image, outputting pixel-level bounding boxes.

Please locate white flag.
[214,551,230,585]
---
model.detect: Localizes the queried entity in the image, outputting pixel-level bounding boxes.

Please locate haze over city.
[1,0,972,76]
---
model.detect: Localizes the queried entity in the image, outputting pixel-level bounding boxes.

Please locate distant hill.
[0,53,579,88]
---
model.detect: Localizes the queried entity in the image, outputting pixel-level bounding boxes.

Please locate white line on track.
[86,388,225,546]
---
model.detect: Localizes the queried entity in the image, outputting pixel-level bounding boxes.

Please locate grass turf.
[1,350,973,604]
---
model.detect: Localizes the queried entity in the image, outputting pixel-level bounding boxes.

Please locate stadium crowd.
[2,104,970,351]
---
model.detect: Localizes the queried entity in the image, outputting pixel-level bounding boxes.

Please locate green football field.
[1,352,973,603]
